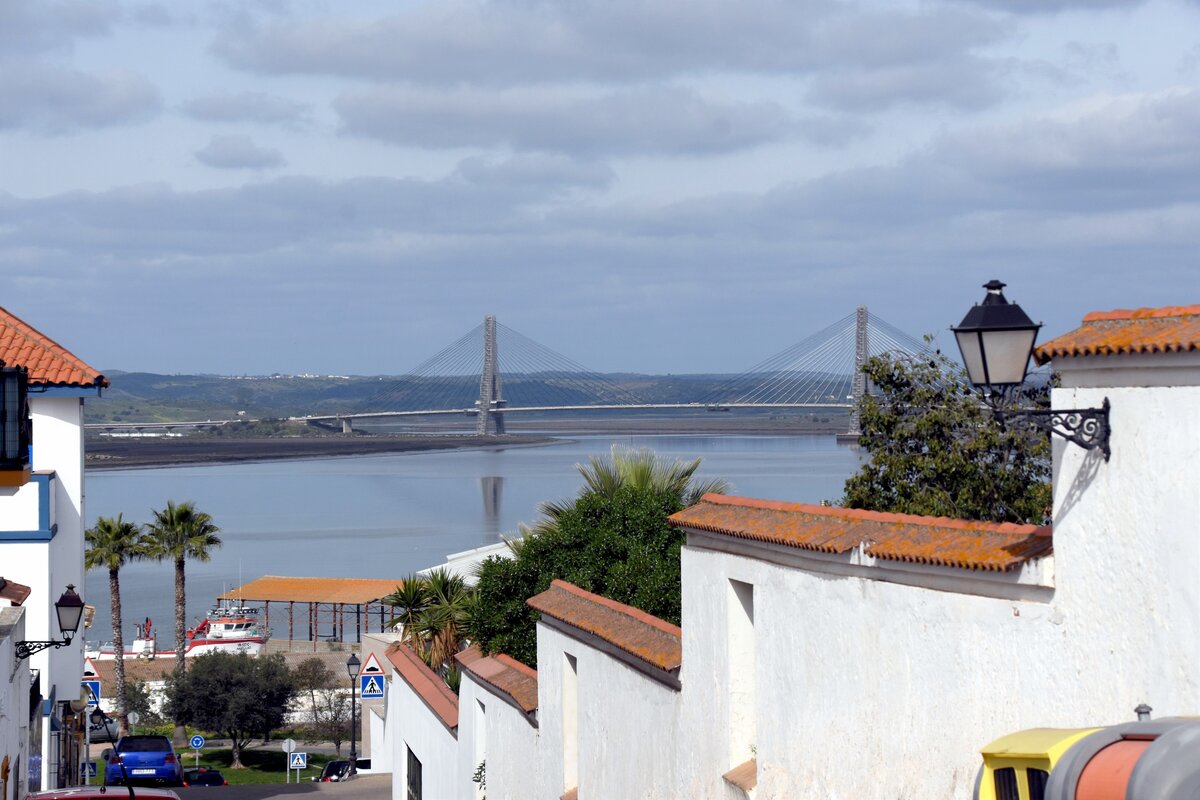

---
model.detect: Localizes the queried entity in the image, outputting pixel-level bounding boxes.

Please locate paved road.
[176,774,391,800]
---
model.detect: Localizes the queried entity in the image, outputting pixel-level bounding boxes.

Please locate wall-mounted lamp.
[16,584,85,660]
[953,280,1111,461]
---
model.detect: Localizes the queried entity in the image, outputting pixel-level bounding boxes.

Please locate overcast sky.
[2,0,1198,376]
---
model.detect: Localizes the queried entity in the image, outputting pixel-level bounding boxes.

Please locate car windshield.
[118,736,172,752]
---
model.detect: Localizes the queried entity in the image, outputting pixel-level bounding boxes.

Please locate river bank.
[84,433,555,471]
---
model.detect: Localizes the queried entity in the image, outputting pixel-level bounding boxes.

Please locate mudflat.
[85,433,553,470]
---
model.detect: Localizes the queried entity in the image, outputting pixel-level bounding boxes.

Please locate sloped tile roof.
[0,306,108,388]
[670,495,1052,573]
[91,658,175,685]
[455,644,538,713]
[219,576,404,605]
[387,643,458,731]
[527,580,682,672]
[1035,304,1200,365]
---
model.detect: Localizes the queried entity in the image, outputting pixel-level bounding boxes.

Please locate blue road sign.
[190,735,206,750]
[82,762,97,778]
[360,674,384,699]
[289,752,308,770]
[82,680,101,705]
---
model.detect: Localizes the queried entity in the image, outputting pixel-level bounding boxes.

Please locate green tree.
[85,513,146,736]
[123,680,158,725]
[383,569,475,686]
[469,447,728,666]
[144,500,222,741]
[289,658,352,755]
[841,348,1052,524]
[166,652,293,769]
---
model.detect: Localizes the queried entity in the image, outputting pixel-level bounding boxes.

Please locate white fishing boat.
[86,606,268,660]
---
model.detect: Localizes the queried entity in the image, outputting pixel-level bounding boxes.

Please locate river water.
[82,433,861,644]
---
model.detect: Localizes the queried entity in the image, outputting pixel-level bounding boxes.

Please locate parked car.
[183,768,227,787]
[88,717,118,743]
[103,735,184,787]
[26,788,180,800]
[311,760,352,782]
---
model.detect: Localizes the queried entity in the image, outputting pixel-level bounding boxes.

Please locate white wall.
[459,672,540,800]
[536,623,682,800]
[0,607,31,800]
[388,666,458,800]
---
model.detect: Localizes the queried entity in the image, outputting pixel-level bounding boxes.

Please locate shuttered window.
[1028,768,1049,800]
[993,767,1019,800]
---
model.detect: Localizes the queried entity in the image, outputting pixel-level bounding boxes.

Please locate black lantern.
[954,280,1111,461]
[953,280,1042,391]
[347,653,361,776]
[17,584,86,660]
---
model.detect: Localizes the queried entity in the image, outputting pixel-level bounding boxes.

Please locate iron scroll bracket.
[1002,397,1111,462]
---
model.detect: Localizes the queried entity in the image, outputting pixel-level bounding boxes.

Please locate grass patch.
[184,749,339,785]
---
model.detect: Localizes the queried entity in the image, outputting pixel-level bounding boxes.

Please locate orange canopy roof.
[0,306,108,388]
[219,576,404,605]
[1035,304,1200,365]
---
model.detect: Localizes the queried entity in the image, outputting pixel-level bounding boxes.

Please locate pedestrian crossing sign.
[289,752,307,770]
[361,674,385,699]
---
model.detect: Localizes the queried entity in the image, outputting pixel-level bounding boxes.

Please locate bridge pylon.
[840,305,869,442]
[476,315,507,435]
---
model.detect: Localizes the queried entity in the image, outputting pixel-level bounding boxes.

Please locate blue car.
[104,735,184,787]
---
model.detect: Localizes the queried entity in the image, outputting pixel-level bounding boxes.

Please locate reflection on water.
[83,434,861,642]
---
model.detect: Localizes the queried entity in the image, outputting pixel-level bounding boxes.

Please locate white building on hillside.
[0,307,108,791]
[383,302,1200,799]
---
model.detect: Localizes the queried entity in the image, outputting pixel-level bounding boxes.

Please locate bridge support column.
[340,417,354,434]
[476,315,507,435]
[840,305,869,442]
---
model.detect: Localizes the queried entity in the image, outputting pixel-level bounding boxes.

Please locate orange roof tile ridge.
[0,305,108,387]
[689,494,1043,535]
[546,580,683,638]
[493,653,538,680]
[1083,304,1200,322]
[386,642,459,724]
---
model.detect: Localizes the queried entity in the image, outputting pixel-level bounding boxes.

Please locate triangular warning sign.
[361,652,384,673]
[362,676,384,696]
[83,656,98,676]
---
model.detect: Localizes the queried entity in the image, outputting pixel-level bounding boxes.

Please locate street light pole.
[346,653,361,777]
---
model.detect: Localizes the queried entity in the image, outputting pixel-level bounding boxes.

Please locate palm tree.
[513,445,731,543]
[84,514,146,736]
[383,576,431,655]
[144,500,221,740]
[383,569,474,683]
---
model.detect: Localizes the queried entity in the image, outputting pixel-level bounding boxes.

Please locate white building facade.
[0,307,108,790]
[385,303,1200,799]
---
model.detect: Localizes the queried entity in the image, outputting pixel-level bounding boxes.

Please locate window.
[0,367,30,471]
[563,652,579,792]
[406,746,422,800]
[1027,768,1049,800]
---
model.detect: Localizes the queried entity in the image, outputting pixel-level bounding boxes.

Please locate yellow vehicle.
[975,727,1099,800]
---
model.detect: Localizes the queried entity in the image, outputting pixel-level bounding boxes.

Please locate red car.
[26,789,181,800]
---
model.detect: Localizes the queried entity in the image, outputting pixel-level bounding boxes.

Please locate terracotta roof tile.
[220,576,404,605]
[527,580,682,672]
[0,577,32,606]
[387,643,458,730]
[455,644,538,713]
[1034,304,1200,365]
[0,306,108,388]
[670,495,1052,572]
[90,658,175,685]
[723,758,757,792]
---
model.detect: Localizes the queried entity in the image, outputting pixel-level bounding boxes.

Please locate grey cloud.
[212,1,1010,112]
[808,55,1003,111]
[454,154,615,192]
[182,91,310,126]
[0,1,118,55]
[960,0,1143,12]
[194,135,286,169]
[335,86,797,155]
[0,63,161,133]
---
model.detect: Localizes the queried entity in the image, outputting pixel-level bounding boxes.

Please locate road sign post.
[189,734,205,768]
[128,710,140,736]
[282,738,297,784]
[289,751,307,782]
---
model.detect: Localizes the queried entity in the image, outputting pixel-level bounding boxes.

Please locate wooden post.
[356,604,361,643]
[288,601,294,648]
[264,600,270,632]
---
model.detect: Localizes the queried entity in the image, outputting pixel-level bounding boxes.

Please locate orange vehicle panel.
[1075,739,1152,800]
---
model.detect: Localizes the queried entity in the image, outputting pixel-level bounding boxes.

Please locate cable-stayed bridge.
[292,308,928,438]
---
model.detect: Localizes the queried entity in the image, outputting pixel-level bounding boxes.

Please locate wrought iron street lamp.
[347,653,361,776]
[16,584,86,660]
[953,280,1111,460]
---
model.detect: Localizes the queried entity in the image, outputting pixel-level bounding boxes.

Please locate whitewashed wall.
[674,355,1200,799]
[388,666,458,800]
[459,671,540,800]
[0,607,31,800]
